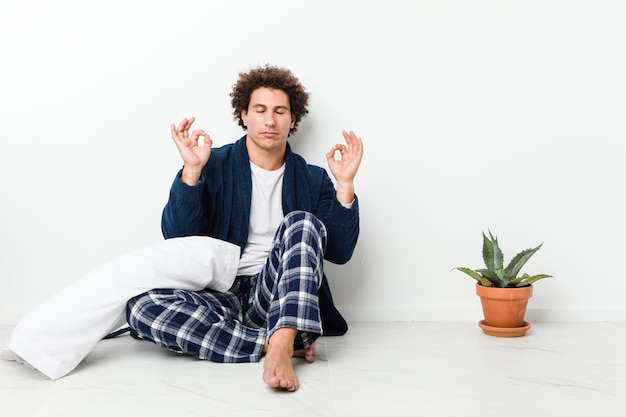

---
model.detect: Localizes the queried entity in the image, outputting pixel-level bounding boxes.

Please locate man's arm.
[319,130,364,263]
[161,173,207,239]
[321,189,360,265]
[171,116,213,186]
[161,117,214,238]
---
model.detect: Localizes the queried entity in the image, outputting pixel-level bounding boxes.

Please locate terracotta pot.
[475,283,533,328]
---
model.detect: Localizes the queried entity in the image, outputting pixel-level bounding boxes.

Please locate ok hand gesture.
[326,130,364,204]
[171,117,212,185]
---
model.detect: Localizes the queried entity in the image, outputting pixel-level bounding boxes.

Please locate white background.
[1,0,625,324]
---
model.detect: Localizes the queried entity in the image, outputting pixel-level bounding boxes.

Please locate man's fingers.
[342,129,356,142]
[190,129,205,141]
[326,144,342,162]
[175,119,187,133]
[342,131,364,162]
[203,133,213,148]
[342,130,362,149]
[174,117,196,137]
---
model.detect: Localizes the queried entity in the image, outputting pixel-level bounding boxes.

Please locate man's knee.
[276,211,327,261]
[282,211,326,237]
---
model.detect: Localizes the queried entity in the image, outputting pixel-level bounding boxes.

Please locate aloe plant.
[454,231,553,288]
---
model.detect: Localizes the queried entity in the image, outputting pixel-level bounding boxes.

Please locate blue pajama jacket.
[161,135,360,335]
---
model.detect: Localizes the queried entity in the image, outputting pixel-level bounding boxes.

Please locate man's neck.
[246,140,286,170]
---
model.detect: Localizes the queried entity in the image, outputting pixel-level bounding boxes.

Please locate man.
[125,65,363,392]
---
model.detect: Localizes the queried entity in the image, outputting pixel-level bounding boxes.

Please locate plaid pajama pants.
[125,211,327,363]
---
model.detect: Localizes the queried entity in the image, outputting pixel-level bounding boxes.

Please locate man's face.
[242,87,295,154]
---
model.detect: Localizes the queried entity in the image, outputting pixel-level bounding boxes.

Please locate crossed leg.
[127,211,327,392]
[255,211,327,392]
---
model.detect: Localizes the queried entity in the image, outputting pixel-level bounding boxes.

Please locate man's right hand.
[171,117,213,186]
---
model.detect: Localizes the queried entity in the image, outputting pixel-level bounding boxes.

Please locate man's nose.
[264,113,276,126]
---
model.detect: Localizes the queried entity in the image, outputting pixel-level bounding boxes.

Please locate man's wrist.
[335,182,355,205]
[181,166,202,186]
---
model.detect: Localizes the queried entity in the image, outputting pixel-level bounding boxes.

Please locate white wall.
[1,0,625,325]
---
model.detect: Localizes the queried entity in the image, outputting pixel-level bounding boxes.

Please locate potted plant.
[453,231,553,337]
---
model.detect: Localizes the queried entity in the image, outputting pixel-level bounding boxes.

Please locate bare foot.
[294,341,317,363]
[263,328,298,391]
[262,328,317,392]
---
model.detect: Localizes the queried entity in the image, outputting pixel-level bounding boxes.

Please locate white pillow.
[1,236,240,381]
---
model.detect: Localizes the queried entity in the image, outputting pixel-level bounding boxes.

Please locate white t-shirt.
[236,162,285,276]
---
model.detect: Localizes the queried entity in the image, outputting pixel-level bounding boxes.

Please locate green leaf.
[482,231,504,280]
[508,272,528,286]
[514,274,553,287]
[453,267,494,287]
[504,243,543,280]
[476,268,498,280]
[476,268,506,287]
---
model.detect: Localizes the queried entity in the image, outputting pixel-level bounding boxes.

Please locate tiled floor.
[1,321,625,417]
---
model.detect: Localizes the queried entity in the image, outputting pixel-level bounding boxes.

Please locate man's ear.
[290,115,295,129]
[241,110,248,127]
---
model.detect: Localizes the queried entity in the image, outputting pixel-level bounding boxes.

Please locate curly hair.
[230,64,310,134]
